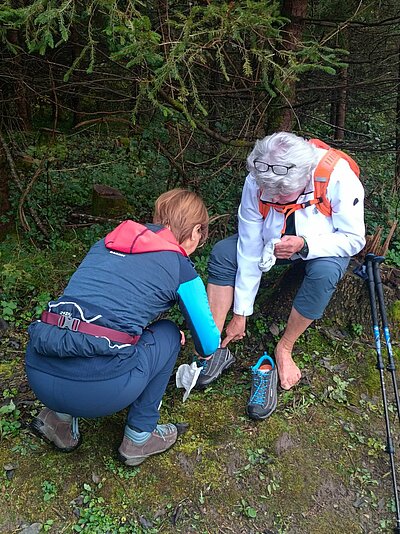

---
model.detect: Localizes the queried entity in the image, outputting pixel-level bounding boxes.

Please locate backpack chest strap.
[264,199,321,235]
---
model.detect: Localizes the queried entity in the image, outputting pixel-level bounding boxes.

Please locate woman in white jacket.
[202,132,365,404]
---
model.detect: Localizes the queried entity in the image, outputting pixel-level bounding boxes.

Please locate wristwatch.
[299,236,309,258]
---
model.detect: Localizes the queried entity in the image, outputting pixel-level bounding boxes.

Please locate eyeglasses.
[253,161,296,175]
[198,225,208,248]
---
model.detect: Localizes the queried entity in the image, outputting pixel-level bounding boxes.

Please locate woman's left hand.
[274,235,304,259]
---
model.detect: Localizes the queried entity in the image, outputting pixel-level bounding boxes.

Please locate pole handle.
[365,255,379,326]
[372,256,389,328]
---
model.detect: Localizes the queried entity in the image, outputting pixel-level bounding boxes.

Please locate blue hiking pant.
[207,234,349,320]
[26,319,181,432]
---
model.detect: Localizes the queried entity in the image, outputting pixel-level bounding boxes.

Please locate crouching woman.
[25,189,220,466]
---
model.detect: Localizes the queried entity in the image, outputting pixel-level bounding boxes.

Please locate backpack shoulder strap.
[310,138,360,177]
[332,149,360,177]
[258,197,271,219]
[313,148,342,216]
[309,138,331,150]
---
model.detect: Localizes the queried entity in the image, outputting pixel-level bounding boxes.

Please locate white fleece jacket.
[234,148,366,316]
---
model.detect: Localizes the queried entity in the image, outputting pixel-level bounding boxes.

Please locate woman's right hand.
[222,314,246,347]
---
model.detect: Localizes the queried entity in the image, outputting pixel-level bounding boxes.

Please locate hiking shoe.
[247,353,278,420]
[118,423,178,466]
[194,347,235,389]
[30,408,82,452]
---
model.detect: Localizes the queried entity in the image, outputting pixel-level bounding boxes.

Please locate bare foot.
[275,339,301,390]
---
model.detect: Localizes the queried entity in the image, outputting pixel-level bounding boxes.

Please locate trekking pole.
[365,253,400,533]
[372,256,400,422]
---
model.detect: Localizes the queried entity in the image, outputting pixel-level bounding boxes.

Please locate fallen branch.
[68,212,231,231]
[70,212,123,224]
[18,162,45,233]
[0,133,49,240]
[73,116,136,130]
[381,220,398,256]
[362,221,398,258]
[209,213,231,225]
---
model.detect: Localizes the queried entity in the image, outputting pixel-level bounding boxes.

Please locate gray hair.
[247,132,319,199]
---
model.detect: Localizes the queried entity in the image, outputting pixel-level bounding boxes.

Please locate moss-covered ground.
[1,320,400,534]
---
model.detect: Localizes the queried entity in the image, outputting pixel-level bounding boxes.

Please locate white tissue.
[258,238,281,272]
[176,362,203,402]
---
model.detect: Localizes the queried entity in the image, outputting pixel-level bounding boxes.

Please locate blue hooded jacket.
[26,221,220,381]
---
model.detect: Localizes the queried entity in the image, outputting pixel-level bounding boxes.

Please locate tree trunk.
[272,0,308,132]
[334,66,348,141]
[6,29,31,130]
[330,88,337,136]
[0,150,13,240]
[395,43,400,192]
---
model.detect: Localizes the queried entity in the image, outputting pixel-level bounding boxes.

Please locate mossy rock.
[91,183,130,217]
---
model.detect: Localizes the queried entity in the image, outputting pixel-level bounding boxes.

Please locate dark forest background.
[0,0,399,243]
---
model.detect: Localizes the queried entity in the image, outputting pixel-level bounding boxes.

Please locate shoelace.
[250,370,271,405]
[155,423,176,441]
[72,417,79,440]
[197,358,208,373]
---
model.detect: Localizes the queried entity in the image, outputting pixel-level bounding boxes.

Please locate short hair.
[153,188,209,245]
[246,132,319,198]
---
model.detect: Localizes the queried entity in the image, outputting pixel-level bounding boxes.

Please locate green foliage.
[1,0,345,129]
[237,498,257,519]
[350,323,363,338]
[192,246,211,283]
[72,483,144,533]
[0,237,83,326]
[0,400,21,439]
[327,374,354,404]
[41,480,57,502]
[166,303,185,327]
[386,241,400,268]
[349,467,381,509]
[104,457,140,480]
[41,519,55,532]
[19,132,173,237]
[255,318,268,336]
[0,299,17,323]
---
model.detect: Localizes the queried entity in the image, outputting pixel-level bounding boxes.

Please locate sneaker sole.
[117,452,148,467]
[246,400,277,420]
[29,418,82,453]
[118,438,178,467]
[194,356,236,390]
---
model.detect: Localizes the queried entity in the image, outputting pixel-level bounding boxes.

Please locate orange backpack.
[258,138,360,219]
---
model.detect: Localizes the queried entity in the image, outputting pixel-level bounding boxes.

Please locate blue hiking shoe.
[247,353,278,420]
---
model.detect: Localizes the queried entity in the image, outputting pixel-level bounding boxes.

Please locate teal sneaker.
[247,353,278,420]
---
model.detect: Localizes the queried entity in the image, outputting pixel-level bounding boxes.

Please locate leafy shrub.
[386,241,400,268]
[0,238,84,326]
[0,401,21,439]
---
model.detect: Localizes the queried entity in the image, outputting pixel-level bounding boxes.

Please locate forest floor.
[1,315,400,534]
